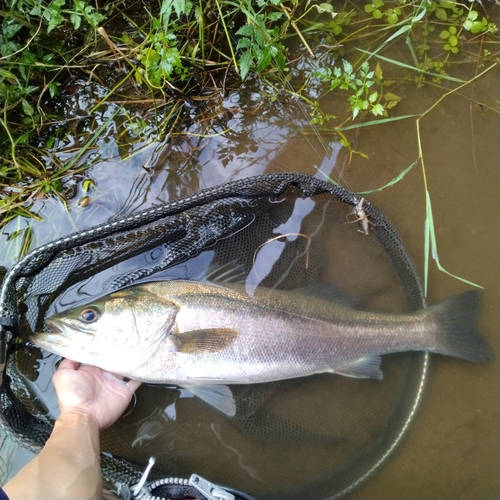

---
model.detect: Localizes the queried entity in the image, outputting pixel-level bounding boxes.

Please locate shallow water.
[1,7,499,499]
[348,76,500,500]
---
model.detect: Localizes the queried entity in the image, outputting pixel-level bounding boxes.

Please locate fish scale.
[33,279,492,416]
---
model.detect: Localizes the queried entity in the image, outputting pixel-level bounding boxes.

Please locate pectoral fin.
[182,384,236,417]
[171,328,238,354]
[333,356,383,380]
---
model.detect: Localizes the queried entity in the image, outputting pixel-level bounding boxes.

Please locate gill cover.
[43,286,179,373]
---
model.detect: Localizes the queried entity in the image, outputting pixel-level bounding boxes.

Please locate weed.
[440,25,459,53]
[365,0,402,24]
[315,61,391,120]
[1,0,499,264]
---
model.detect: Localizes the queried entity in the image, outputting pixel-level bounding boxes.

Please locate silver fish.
[33,281,493,416]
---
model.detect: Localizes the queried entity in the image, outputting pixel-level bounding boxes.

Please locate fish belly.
[131,301,431,385]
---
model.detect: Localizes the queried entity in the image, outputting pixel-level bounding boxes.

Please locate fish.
[32,281,493,416]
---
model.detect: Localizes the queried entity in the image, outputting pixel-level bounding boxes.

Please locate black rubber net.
[0,173,428,499]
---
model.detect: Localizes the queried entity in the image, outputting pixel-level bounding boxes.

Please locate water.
[349,70,500,499]
[1,10,499,499]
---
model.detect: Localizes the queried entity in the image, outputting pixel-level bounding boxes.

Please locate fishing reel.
[118,457,257,500]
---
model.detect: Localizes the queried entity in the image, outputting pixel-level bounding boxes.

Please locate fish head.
[32,286,179,373]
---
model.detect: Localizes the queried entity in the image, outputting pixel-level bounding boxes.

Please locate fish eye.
[79,307,100,323]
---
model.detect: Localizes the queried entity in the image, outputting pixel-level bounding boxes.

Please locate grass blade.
[357,159,419,194]
[336,114,419,131]
[356,49,467,83]
[424,190,483,295]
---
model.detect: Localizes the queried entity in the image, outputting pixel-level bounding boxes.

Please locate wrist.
[57,406,100,431]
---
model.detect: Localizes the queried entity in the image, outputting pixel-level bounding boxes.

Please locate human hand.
[52,358,142,431]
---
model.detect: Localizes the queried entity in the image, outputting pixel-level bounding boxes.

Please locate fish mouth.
[32,332,69,348]
[47,323,62,334]
[35,319,95,349]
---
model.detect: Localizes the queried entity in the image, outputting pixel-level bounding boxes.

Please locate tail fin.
[430,290,493,363]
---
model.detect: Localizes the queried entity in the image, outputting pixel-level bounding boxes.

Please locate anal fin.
[333,356,383,380]
[182,384,236,417]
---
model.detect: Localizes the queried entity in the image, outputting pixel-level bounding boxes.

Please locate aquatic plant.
[0,0,499,280]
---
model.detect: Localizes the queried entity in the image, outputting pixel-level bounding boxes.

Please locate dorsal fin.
[294,283,362,309]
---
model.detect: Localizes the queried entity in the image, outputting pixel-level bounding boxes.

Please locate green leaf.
[267,12,283,22]
[470,21,484,34]
[254,29,265,47]
[439,1,455,10]
[0,68,18,80]
[342,59,353,75]
[236,24,254,37]
[387,12,398,24]
[21,99,34,117]
[48,82,59,98]
[19,50,34,66]
[87,11,105,27]
[371,103,384,116]
[239,50,252,80]
[448,34,458,47]
[70,13,81,29]
[30,4,42,16]
[46,9,65,32]
[257,47,272,72]
[274,51,286,71]
[3,20,23,40]
[172,0,193,17]
[384,92,401,102]
[435,8,447,21]
[0,40,19,57]
[236,37,252,49]
[332,24,342,35]
[467,10,478,21]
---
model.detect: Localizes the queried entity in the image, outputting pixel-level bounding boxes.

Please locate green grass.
[1,0,499,291]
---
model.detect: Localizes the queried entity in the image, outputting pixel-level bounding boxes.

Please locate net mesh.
[0,173,428,499]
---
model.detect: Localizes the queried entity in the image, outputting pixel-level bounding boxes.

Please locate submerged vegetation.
[0,0,499,285]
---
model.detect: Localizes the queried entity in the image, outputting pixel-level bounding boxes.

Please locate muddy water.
[336,65,500,500]
[1,17,499,500]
